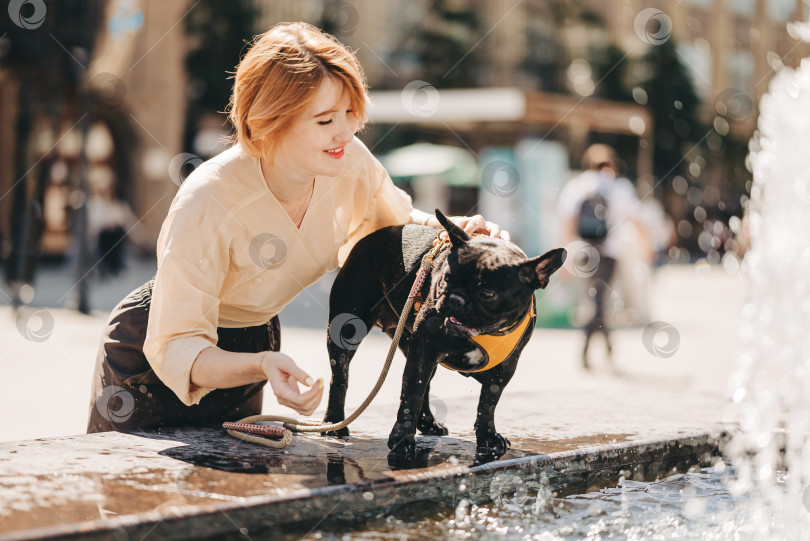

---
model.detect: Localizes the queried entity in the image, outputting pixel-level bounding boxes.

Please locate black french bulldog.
[323,210,566,463]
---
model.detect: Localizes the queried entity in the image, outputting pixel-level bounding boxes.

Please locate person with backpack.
[557,144,650,369]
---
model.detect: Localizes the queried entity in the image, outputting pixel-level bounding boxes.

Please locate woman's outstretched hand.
[422,213,511,241]
[449,214,510,241]
[260,352,323,416]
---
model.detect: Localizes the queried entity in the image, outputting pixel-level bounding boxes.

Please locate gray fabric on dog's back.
[400,225,440,271]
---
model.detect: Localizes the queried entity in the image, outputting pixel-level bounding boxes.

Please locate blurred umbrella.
[380,142,479,187]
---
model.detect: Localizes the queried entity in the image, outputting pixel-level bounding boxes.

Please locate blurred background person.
[557,144,653,369]
[86,161,151,279]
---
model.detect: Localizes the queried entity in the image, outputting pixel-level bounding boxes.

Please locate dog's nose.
[447,293,466,310]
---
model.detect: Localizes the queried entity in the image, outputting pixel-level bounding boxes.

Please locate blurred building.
[0,0,188,260]
[254,0,809,131]
[3,0,809,261]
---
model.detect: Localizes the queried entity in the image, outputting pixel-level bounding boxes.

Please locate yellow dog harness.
[411,232,536,374]
[459,296,536,373]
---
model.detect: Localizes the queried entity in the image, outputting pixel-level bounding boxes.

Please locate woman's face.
[272,76,359,180]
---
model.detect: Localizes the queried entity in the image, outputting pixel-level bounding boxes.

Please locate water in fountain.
[723,20,810,540]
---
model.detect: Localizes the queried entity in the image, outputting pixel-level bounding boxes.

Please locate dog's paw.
[417,416,449,436]
[321,427,350,439]
[387,431,415,455]
[321,418,350,439]
[474,433,511,464]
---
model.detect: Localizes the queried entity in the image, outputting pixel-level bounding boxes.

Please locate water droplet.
[759,463,772,480]
[455,499,470,522]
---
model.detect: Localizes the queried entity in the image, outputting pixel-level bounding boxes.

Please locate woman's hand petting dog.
[452,214,511,242]
[260,352,323,416]
[424,213,511,242]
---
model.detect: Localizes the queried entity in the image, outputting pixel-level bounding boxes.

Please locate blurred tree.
[367,0,481,154]
[638,39,755,260]
[587,44,638,178]
[641,40,704,189]
[183,0,256,155]
[398,0,481,88]
[519,24,567,93]
[0,0,106,309]
[590,44,633,103]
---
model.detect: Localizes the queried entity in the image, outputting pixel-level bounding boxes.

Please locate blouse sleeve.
[338,143,414,265]
[142,192,231,406]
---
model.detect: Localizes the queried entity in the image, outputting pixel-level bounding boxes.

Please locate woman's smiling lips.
[325,146,345,159]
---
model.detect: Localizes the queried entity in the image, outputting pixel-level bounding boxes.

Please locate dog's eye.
[478,289,496,299]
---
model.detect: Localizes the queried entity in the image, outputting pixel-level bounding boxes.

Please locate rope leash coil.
[225,238,450,448]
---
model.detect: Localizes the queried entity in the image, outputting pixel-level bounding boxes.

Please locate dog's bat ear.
[435,209,471,246]
[519,248,567,289]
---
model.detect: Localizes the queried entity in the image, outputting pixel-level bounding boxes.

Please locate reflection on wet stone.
[0,387,729,539]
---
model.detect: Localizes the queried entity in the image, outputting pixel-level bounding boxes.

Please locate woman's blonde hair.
[228,22,368,158]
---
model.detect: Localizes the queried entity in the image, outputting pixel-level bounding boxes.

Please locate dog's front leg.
[387,339,436,457]
[471,359,518,463]
[322,350,351,438]
[417,365,449,436]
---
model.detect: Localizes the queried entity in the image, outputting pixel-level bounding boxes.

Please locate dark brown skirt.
[86,278,280,433]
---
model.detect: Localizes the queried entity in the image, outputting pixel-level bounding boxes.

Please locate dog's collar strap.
[441,297,536,374]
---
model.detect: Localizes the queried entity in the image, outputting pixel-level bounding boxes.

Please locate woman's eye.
[319,111,353,126]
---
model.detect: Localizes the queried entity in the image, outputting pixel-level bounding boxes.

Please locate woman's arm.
[190,346,323,416]
[409,208,433,226]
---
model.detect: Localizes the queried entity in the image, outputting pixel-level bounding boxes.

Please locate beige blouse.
[142,137,414,406]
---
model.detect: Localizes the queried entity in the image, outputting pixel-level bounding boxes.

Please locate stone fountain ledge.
[0,388,730,540]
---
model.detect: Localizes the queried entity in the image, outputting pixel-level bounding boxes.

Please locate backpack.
[577,193,609,242]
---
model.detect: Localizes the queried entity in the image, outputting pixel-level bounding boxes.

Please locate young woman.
[87,22,508,433]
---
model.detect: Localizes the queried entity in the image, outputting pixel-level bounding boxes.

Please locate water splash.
[724,21,810,539]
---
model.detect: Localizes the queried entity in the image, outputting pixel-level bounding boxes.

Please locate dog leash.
[224,236,452,448]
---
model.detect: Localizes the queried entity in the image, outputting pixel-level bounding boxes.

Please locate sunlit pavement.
[1,263,745,444]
